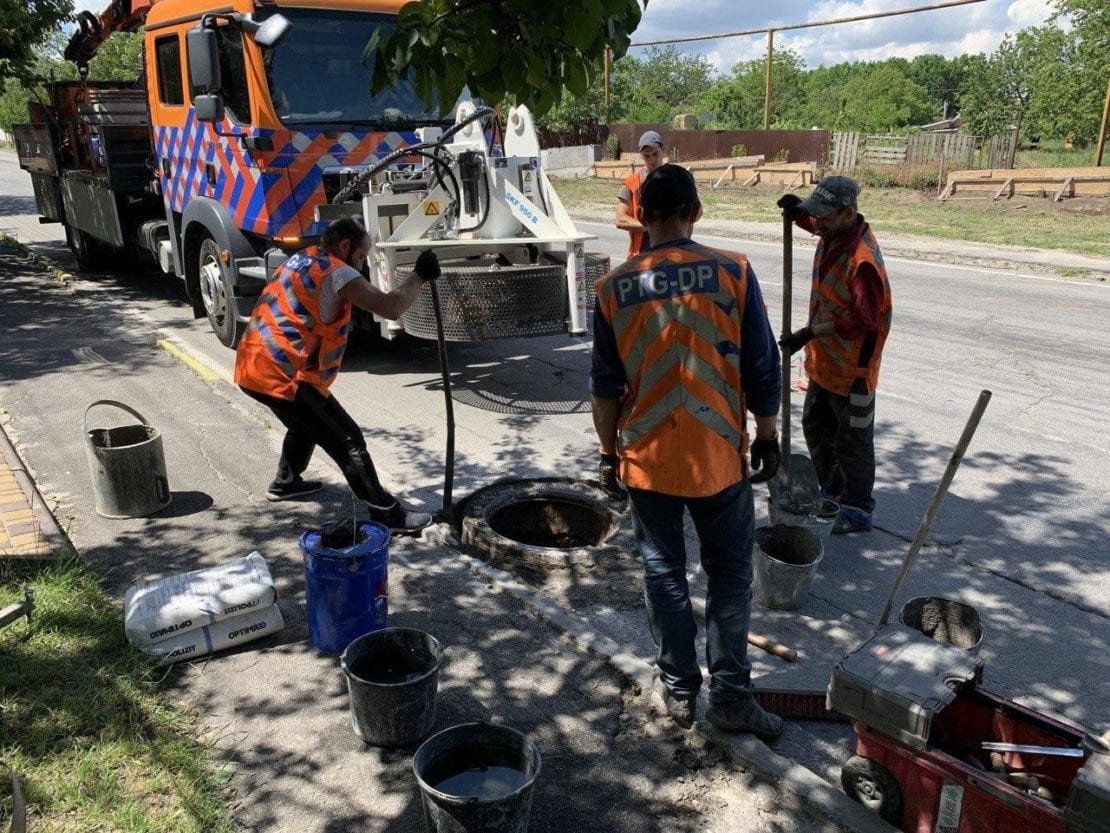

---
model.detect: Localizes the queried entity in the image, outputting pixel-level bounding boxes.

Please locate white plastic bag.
[124,552,276,648]
[145,604,285,665]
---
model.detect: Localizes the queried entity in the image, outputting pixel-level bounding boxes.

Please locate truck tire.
[841,755,902,823]
[65,224,109,272]
[197,236,243,348]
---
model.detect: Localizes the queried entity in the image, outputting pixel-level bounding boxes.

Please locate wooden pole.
[1097,73,1110,167]
[763,29,775,131]
[603,47,611,117]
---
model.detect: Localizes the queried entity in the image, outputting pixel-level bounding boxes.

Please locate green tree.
[961,31,1041,163]
[88,31,143,81]
[0,0,74,82]
[693,50,805,130]
[611,46,714,123]
[835,63,933,132]
[369,0,647,117]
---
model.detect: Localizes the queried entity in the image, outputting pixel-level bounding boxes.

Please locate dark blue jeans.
[627,479,755,706]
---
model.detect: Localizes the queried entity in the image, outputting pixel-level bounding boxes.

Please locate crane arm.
[63,0,159,69]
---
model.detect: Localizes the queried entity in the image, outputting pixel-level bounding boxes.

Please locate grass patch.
[553,177,1110,258]
[0,553,237,832]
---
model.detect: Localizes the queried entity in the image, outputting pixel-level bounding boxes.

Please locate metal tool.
[767,209,821,514]
[429,280,455,520]
[876,389,992,629]
[0,587,34,633]
[982,742,1085,758]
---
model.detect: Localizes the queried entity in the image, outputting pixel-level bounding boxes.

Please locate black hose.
[429,281,454,519]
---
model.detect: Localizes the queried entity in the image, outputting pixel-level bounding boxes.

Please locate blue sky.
[629,0,1055,73]
[73,0,1056,73]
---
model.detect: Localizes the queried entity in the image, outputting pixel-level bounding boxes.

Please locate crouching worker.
[234,217,439,533]
[590,164,784,738]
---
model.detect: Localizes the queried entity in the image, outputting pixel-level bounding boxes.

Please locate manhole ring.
[458,478,634,569]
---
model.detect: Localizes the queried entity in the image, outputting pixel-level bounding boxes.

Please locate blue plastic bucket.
[300,520,390,655]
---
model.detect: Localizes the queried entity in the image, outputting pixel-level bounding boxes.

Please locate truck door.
[148,28,191,217]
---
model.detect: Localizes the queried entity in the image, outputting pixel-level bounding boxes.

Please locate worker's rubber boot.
[653,678,697,730]
[368,500,432,535]
[832,505,872,535]
[706,697,784,740]
[265,477,323,502]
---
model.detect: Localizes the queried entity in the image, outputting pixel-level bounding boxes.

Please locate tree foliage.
[369,0,647,117]
[0,0,74,82]
[836,64,934,133]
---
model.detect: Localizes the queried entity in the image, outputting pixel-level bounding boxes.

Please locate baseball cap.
[638,130,664,150]
[640,164,698,213]
[799,175,861,217]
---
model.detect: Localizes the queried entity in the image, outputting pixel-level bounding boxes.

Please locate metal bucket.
[900,596,983,654]
[767,497,840,543]
[753,525,823,610]
[84,400,171,519]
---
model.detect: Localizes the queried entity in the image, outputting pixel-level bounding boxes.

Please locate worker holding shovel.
[591,164,784,738]
[777,176,893,534]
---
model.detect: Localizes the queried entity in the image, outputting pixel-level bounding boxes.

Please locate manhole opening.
[487,498,612,549]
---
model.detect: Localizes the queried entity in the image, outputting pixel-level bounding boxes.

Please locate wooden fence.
[830,131,1013,171]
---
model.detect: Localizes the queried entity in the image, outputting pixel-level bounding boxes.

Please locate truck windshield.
[261,7,449,128]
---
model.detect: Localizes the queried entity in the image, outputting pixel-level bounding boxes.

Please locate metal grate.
[398,262,569,341]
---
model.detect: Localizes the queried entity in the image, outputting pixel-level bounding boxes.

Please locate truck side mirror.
[194,94,225,123]
[253,14,292,49]
[187,28,222,91]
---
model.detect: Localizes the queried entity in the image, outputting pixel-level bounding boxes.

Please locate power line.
[630,0,989,48]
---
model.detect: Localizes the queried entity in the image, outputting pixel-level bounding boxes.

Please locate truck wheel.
[841,755,902,823]
[197,236,243,348]
[65,224,108,272]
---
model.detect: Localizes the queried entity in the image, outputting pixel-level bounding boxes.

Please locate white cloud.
[1006,0,1053,29]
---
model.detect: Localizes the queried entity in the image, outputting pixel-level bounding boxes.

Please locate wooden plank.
[1053,177,1075,202]
[743,171,761,186]
[993,178,1014,200]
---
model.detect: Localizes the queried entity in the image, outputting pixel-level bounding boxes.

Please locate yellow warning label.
[424,201,440,216]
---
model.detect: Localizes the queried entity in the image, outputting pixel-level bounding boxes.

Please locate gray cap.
[638,130,664,150]
[800,175,861,217]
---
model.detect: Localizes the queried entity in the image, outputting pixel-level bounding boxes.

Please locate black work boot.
[652,677,697,730]
[706,697,784,740]
[368,500,432,535]
[266,477,324,502]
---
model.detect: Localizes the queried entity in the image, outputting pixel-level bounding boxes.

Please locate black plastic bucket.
[340,627,443,747]
[413,723,541,833]
[900,596,983,654]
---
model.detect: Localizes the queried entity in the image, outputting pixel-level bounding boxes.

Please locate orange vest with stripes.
[621,169,646,260]
[804,225,892,396]
[595,241,753,498]
[234,246,353,400]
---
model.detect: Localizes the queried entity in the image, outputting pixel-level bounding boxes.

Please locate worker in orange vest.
[777,177,893,535]
[614,130,666,261]
[592,165,784,738]
[234,218,439,533]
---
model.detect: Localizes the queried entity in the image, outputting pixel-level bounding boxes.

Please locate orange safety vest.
[234,246,353,400]
[594,241,754,498]
[621,168,647,260]
[804,225,892,396]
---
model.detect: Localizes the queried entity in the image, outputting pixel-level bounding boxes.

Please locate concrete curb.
[423,524,897,833]
[0,422,67,559]
[0,234,75,284]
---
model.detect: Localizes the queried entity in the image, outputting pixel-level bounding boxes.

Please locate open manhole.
[458,478,634,569]
[488,498,612,549]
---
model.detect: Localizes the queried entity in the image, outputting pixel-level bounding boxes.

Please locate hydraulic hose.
[429,281,455,519]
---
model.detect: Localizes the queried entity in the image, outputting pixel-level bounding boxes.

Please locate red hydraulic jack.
[756,392,1110,832]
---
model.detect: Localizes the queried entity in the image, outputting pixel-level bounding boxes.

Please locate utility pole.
[1097,73,1110,167]
[603,47,612,116]
[763,29,775,131]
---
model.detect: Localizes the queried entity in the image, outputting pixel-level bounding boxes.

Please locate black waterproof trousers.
[801,378,877,515]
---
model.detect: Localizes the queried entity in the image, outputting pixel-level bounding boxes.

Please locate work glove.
[749,436,781,484]
[776,193,807,219]
[415,249,441,282]
[779,326,814,356]
[598,452,624,497]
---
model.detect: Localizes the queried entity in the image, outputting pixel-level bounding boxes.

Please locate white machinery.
[319,103,604,342]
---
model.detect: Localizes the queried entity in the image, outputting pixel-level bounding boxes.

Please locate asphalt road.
[3,150,1108,745]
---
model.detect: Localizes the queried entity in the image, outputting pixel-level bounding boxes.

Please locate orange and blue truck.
[15,0,599,347]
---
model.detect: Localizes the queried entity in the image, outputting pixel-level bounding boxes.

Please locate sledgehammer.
[690,596,797,662]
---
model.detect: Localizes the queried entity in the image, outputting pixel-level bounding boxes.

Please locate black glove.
[749,436,781,484]
[779,326,814,356]
[414,249,441,282]
[776,193,807,219]
[598,452,624,496]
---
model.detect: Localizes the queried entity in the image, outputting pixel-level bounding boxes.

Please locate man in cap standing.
[592,164,784,738]
[777,176,893,534]
[615,130,666,261]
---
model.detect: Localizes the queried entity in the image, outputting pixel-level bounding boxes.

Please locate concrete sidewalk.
[0,223,878,831]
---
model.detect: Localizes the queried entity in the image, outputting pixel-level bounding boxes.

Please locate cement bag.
[124,552,276,648]
[145,603,285,665]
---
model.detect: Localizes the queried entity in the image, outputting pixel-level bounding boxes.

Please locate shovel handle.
[876,389,992,629]
[780,211,793,469]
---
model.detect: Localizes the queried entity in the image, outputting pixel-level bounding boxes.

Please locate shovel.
[767,209,822,514]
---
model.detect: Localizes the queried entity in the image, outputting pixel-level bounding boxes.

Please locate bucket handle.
[84,400,154,436]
